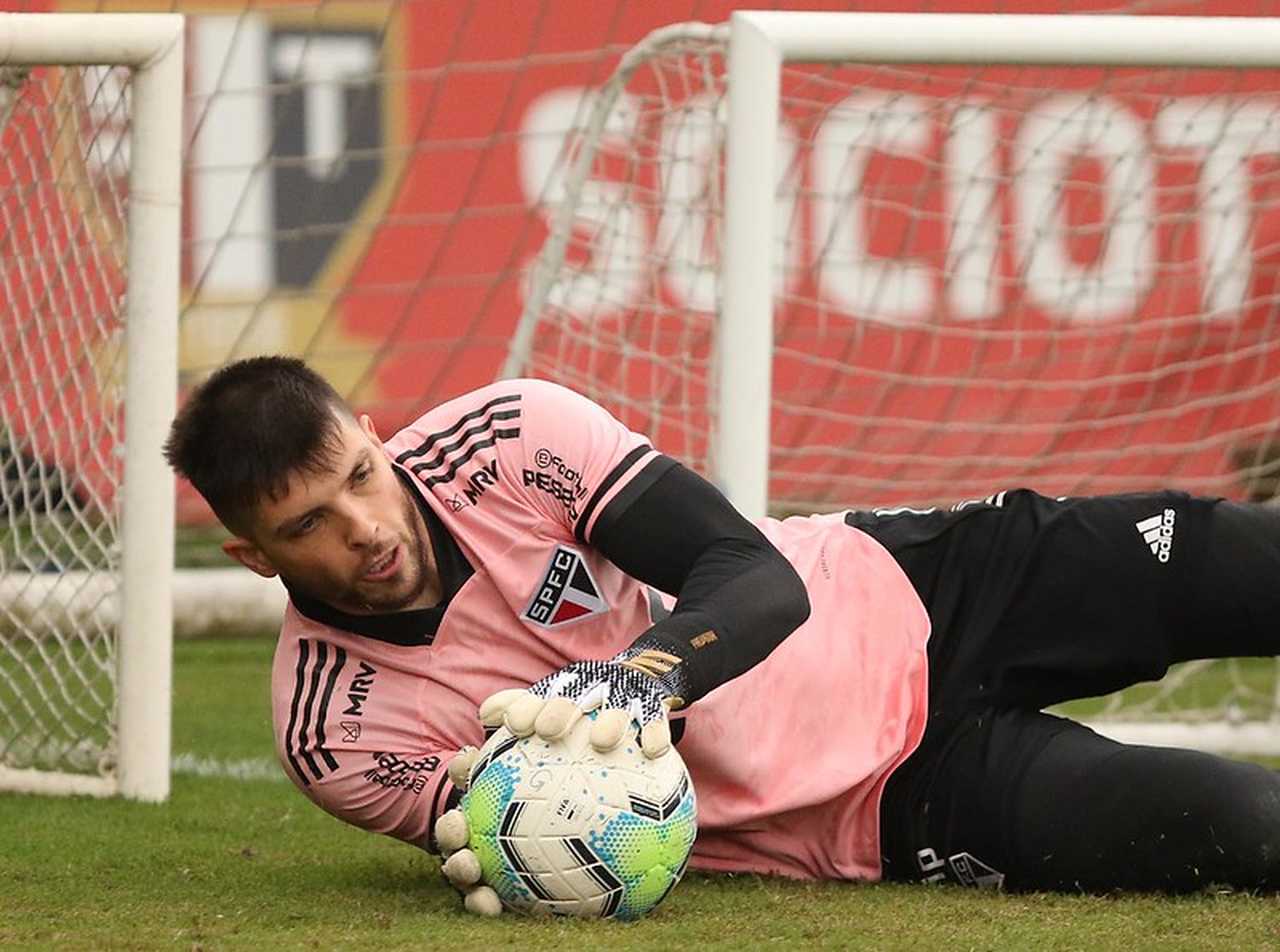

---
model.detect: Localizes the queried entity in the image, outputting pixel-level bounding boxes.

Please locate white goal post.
[0,13,182,800]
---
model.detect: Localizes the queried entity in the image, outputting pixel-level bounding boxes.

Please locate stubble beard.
[349,487,433,613]
[287,487,433,615]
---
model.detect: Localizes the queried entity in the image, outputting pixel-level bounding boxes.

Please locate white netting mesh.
[0,63,129,778]
[516,33,1280,513]
[515,26,1280,736]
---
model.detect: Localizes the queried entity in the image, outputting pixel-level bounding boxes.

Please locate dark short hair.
[164,356,352,533]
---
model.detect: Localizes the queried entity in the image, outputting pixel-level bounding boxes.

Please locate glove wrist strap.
[613,634,695,709]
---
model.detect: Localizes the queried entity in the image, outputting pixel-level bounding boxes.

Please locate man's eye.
[292,515,320,536]
[353,466,371,485]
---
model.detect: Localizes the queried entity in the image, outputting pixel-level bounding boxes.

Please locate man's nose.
[343,502,379,548]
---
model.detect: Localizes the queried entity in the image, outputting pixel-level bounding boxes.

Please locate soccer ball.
[460,712,697,920]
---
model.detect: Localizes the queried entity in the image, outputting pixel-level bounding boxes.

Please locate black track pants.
[852,490,1280,892]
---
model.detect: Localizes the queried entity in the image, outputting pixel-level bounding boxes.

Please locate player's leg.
[871,491,1280,891]
[1013,716,1280,892]
[880,708,1280,892]
[988,490,1280,710]
[848,489,1232,717]
[856,488,1280,712]
[975,489,1217,709]
[1179,498,1280,661]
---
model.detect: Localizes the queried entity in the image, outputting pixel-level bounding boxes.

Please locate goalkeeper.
[164,357,1280,909]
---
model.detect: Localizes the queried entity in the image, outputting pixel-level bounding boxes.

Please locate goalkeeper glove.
[433,746,502,918]
[479,642,689,759]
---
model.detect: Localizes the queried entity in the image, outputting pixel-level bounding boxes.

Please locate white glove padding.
[433,746,502,917]
[479,654,685,759]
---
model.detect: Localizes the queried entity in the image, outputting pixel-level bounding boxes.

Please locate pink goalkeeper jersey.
[271,379,930,881]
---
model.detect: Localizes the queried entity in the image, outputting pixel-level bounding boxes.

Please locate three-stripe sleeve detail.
[283,641,312,786]
[394,394,521,487]
[284,638,346,786]
[418,433,519,488]
[313,645,346,772]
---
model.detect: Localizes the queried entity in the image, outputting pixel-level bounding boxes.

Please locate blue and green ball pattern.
[460,727,697,919]
[589,781,696,919]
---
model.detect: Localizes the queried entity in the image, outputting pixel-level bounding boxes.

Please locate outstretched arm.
[594,460,811,705]
[486,458,810,757]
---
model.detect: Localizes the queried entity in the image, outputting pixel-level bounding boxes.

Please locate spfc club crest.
[524,546,608,628]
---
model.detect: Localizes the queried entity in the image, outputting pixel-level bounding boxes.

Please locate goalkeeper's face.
[223,413,435,615]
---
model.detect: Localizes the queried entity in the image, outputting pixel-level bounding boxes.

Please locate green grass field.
[3,638,1279,951]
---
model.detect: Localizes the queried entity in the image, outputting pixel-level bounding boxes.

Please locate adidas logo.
[1135,509,1176,563]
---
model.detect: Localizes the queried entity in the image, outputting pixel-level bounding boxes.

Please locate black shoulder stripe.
[414,428,521,487]
[284,639,312,787]
[586,454,678,545]
[574,449,676,544]
[573,445,650,542]
[313,646,346,773]
[395,394,521,465]
[408,409,522,473]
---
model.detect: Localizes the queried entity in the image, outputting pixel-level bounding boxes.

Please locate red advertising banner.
[4,0,1280,520]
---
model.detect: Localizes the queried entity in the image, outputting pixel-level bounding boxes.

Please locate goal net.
[0,13,182,799]
[512,14,1280,753]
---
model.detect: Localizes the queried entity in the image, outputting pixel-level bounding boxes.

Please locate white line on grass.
[171,753,286,783]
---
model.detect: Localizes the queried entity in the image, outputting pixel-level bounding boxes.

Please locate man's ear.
[359,412,381,444]
[222,536,278,579]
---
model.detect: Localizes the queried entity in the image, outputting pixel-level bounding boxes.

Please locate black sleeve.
[590,458,811,705]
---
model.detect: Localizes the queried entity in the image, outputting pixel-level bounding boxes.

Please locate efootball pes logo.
[524,546,608,628]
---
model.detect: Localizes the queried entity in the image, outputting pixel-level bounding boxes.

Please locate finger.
[533,696,581,741]
[442,848,482,888]
[588,707,632,752]
[479,688,529,728]
[447,746,480,789]
[503,692,545,737]
[434,808,469,855]
[639,717,672,759]
[463,885,503,917]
